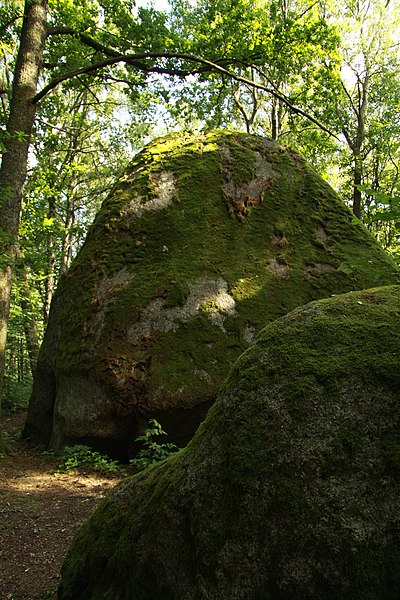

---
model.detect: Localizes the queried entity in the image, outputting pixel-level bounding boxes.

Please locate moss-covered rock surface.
[25,131,400,457]
[59,286,400,600]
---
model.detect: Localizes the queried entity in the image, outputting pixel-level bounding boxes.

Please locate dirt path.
[0,411,123,600]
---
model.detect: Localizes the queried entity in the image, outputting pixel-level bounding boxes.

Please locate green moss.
[54,132,400,375]
[59,287,400,600]
[148,315,245,409]
[230,277,263,301]
[223,134,258,182]
[27,130,400,457]
[259,288,400,394]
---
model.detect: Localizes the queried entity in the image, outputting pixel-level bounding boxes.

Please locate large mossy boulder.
[59,286,400,600]
[25,131,399,457]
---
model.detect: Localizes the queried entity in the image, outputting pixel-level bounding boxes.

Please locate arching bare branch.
[34,47,340,139]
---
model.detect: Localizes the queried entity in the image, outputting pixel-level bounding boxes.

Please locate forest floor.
[0,410,124,600]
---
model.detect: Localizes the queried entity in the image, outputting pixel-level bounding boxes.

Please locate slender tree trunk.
[0,0,48,444]
[270,84,283,141]
[18,337,24,383]
[352,70,369,219]
[352,154,363,219]
[233,68,259,134]
[20,267,40,376]
[44,194,56,325]
[271,99,278,141]
[340,57,369,220]
[60,194,75,276]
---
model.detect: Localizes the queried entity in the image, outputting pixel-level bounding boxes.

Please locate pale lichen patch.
[149,171,178,205]
[243,323,257,344]
[128,276,237,341]
[306,263,337,274]
[315,226,330,245]
[96,268,135,305]
[267,258,291,279]
[203,287,236,332]
[254,151,279,180]
[193,366,213,384]
[123,171,178,218]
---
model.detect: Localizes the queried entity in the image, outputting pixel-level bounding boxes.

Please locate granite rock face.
[59,286,400,600]
[24,131,400,457]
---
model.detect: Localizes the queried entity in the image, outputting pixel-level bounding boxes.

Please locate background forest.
[1,0,399,416]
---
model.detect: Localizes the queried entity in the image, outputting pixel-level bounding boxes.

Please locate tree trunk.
[60,194,75,276]
[20,267,40,376]
[352,68,369,219]
[0,0,48,443]
[352,155,362,220]
[270,85,283,141]
[44,194,56,326]
[271,99,278,141]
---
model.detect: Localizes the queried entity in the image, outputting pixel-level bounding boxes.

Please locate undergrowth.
[58,445,121,474]
[57,419,179,473]
[2,377,32,413]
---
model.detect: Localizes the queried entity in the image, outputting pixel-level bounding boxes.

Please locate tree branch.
[75,75,101,103]
[46,26,121,58]
[341,126,354,151]
[243,62,340,139]
[340,79,358,116]
[0,14,23,36]
[34,50,340,139]
[296,1,319,22]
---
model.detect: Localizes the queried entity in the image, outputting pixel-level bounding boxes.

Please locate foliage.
[165,0,341,137]
[58,444,121,474]
[359,185,400,263]
[130,419,179,470]
[21,85,151,305]
[2,376,32,413]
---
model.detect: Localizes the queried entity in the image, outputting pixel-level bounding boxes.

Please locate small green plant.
[338,261,354,275]
[2,376,32,413]
[59,444,120,474]
[130,419,179,470]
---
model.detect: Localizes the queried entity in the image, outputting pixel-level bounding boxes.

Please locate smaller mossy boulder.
[59,286,400,600]
[24,131,400,458]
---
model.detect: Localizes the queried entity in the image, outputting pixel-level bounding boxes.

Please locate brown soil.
[0,411,124,600]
